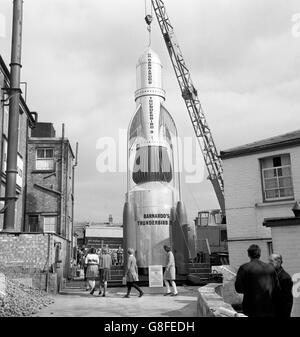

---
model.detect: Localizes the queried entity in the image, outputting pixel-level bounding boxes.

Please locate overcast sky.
[1,0,300,223]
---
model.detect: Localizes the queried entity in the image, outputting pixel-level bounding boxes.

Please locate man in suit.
[235,244,279,317]
[269,253,293,317]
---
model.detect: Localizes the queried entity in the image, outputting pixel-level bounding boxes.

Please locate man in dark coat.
[269,254,293,317]
[235,244,279,317]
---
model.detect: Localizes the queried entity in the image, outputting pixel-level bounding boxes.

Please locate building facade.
[25,122,75,242]
[84,216,123,250]
[0,55,77,292]
[23,122,75,283]
[0,56,35,231]
[220,130,300,269]
[264,210,300,317]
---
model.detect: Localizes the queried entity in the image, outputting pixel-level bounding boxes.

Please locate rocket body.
[123,48,189,273]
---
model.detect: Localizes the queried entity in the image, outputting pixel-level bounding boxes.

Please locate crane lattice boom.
[151,0,225,214]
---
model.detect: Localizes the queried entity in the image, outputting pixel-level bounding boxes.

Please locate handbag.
[122,276,127,285]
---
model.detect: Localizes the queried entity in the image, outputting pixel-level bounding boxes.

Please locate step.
[188,273,210,277]
[187,263,210,268]
[187,268,211,274]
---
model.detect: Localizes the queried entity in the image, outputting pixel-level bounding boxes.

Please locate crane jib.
[151,0,225,215]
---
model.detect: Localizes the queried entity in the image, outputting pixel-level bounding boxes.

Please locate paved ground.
[35,286,199,317]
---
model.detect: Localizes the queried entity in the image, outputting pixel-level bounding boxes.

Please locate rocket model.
[123,47,189,275]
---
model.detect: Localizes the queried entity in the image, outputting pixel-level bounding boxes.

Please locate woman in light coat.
[163,245,178,296]
[85,247,99,295]
[124,248,144,298]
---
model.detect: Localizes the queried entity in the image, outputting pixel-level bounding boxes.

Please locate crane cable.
[144,0,153,47]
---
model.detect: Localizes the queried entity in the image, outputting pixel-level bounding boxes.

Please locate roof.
[263,217,300,228]
[86,222,123,228]
[0,55,36,127]
[220,130,300,160]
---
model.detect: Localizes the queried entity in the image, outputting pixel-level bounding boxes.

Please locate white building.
[84,216,123,250]
[220,130,300,269]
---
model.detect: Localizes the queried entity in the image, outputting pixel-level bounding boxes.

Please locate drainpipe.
[22,117,29,231]
[59,123,64,236]
[45,233,51,292]
[3,0,23,231]
[71,143,78,262]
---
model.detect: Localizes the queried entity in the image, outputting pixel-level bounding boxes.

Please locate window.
[198,212,209,226]
[267,241,273,256]
[28,215,39,232]
[261,154,294,201]
[44,216,57,233]
[220,229,227,242]
[36,148,54,170]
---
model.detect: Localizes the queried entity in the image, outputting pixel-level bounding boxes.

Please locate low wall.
[212,265,243,307]
[0,232,70,294]
[197,283,246,317]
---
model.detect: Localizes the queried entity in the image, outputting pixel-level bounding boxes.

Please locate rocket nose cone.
[136,47,162,67]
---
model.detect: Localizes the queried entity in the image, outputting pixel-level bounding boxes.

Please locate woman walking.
[163,245,178,296]
[99,248,112,297]
[124,248,144,298]
[85,247,99,295]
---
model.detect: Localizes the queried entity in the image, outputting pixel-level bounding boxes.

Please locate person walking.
[85,247,99,295]
[269,253,293,317]
[99,248,112,297]
[117,246,124,266]
[82,248,90,291]
[163,245,178,296]
[235,244,279,317]
[124,248,144,298]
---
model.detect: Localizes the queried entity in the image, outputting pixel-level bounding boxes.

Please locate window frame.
[35,147,54,171]
[43,215,57,234]
[260,154,295,203]
[28,214,40,233]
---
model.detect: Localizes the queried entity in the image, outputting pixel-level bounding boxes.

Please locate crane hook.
[145,14,153,26]
[145,14,153,47]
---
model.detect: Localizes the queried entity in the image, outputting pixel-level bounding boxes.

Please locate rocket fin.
[123,201,136,266]
[172,201,190,275]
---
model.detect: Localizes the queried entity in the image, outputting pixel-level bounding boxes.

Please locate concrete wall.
[0,233,70,293]
[271,225,300,317]
[223,146,300,268]
[197,283,246,317]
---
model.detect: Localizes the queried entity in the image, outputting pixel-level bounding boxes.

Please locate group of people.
[84,247,112,296]
[81,244,178,298]
[235,244,293,317]
[77,246,124,268]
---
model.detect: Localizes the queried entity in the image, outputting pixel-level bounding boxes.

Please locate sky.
[0,0,300,223]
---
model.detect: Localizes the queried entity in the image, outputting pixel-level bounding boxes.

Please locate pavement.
[35,286,200,317]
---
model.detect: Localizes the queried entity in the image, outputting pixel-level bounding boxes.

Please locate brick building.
[0,56,77,293]
[25,122,75,241]
[220,130,300,269]
[24,122,76,281]
[0,55,36,230]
